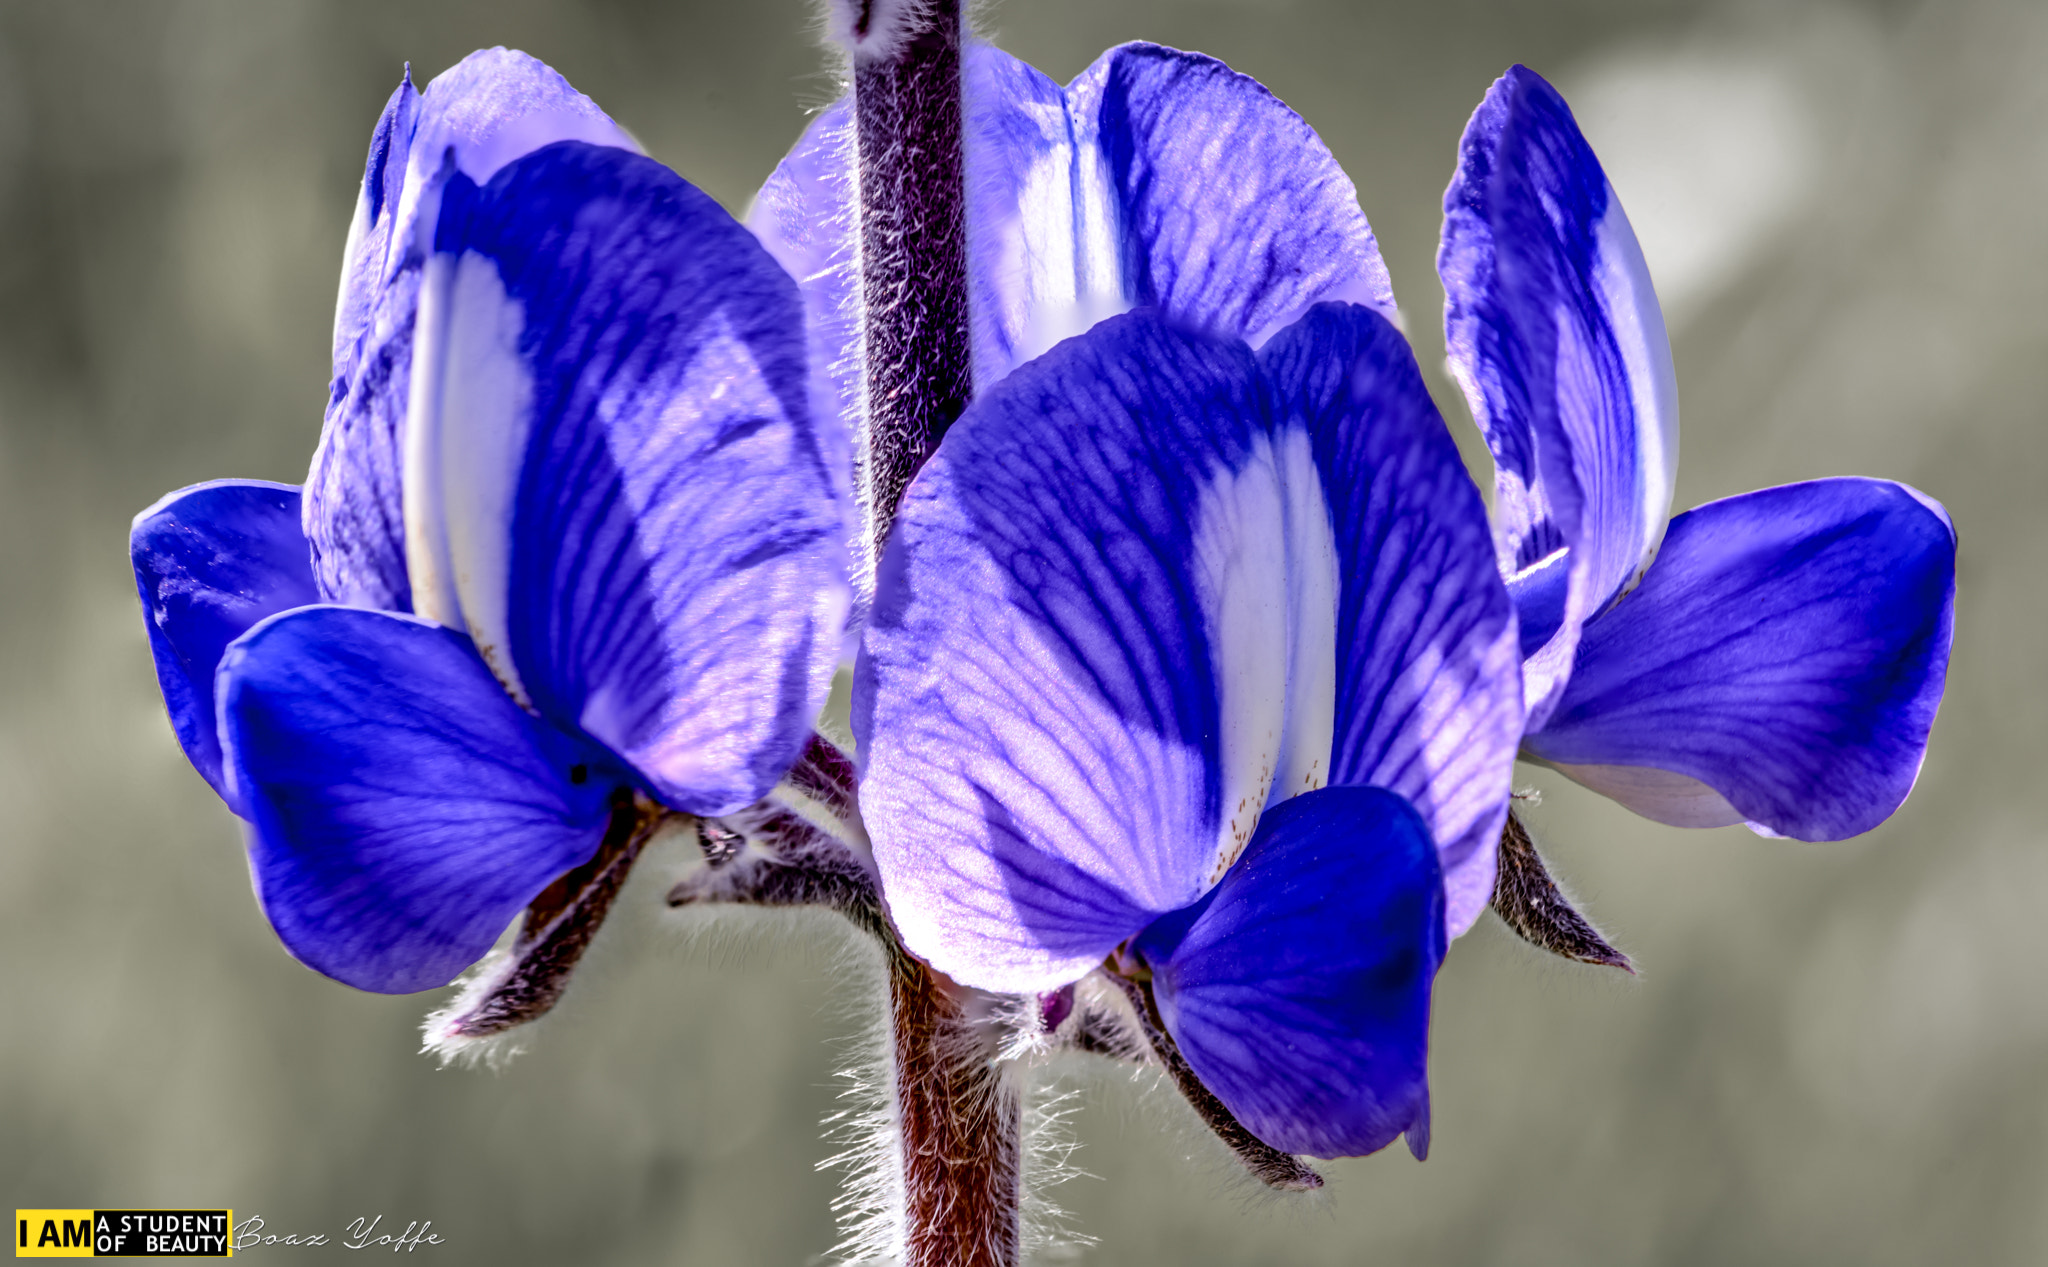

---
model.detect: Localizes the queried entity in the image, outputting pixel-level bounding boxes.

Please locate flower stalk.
[846,0,974,562]
[838,4,1026,1260]
[887,945,1022,1267]
[668,755,1024,1267]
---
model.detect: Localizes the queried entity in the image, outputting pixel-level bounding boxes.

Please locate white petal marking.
[1270,427,1338,810]
[437,253,535,711]
[1005,98,1133,375]
[403,251,462,632]
[1190,429,1338,887]
[402,250,535,711]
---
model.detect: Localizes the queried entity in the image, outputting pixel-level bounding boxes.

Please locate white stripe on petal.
[1189,428,1337,887]
[439,254,535,711]
[1190,447,1288,883]
[403,251,461,632]
[1271,427,1338,810]
[1003,97,1133,374]
[404,250,536,711]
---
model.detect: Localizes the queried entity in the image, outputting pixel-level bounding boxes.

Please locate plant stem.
[850,0,972,564]
[843,5,1009,1255]
[667,753,1022,1264]
[887,944,1022,1267]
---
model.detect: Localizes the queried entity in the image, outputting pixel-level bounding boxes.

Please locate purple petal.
[130,480,320,808]
[1439,65,1679,727]
[1526,478,1956,840]
[745,98,861,564]
[756,40,1397,416]
[412,143,848,815]
[306,263,420,611]
[1063,43,1396,349]
[331,73,420,380]
[859,312,1335,990]
[954,39,1122,388]
[1261,305,1524,937]
[959,42,1091,397]
[220,606,618,994]
[1136,785,1444,1159]
[308,49,639,612]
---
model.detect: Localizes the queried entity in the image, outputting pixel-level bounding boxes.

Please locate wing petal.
[220,606,617,993]
[1527,479,1956,840]
[130,480,320,808]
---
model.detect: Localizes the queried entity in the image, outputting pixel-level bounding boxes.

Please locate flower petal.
[1439,65,1679,727]
[130,480,320,808]
[1261,304,1523,937]
[960,43,1096,394]
[308,50,639,612]
[411,142,848,815]
[745,98,861,563]
[220,606,618,994]
[307,264,421,612]
[1525,478,1956,840]
[859,312,1337,991]
[330,72,420,381]
[1060,43,1397,350]
[1135,785,1444,1159]
[756,40,1398,411]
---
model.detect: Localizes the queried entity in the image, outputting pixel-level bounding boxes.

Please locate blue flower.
[1439,66,1956,839]
[749,38,1398,606]
[853,303,1523,1158]
[751,34,1528,1161]
[131,51,849,995]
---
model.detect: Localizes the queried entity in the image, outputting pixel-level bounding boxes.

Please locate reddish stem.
[887,945,1021,1267]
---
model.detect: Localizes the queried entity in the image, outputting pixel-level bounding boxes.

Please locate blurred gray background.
[3,0,2042,1262]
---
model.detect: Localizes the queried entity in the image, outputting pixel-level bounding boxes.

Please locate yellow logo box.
[15,1211,232,1258]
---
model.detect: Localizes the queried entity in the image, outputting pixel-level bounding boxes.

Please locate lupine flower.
[746,31,1524,1162]
[855,303,1522,1158]
[1439,66,1955,839]
[749,37,1398,606]
[131,51,848,995]
[134,49,642,810]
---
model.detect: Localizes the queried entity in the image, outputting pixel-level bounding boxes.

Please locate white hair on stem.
[823,0,940,64]
[419,947,532,1070]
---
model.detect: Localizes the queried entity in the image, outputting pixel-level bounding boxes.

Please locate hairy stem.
[887,944,1022,1267]
[849,12,1017,1249]
[667,757,1022,1265]
[851,0,972,563]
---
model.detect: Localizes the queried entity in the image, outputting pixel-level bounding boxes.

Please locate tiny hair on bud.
[824,0,941,63]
